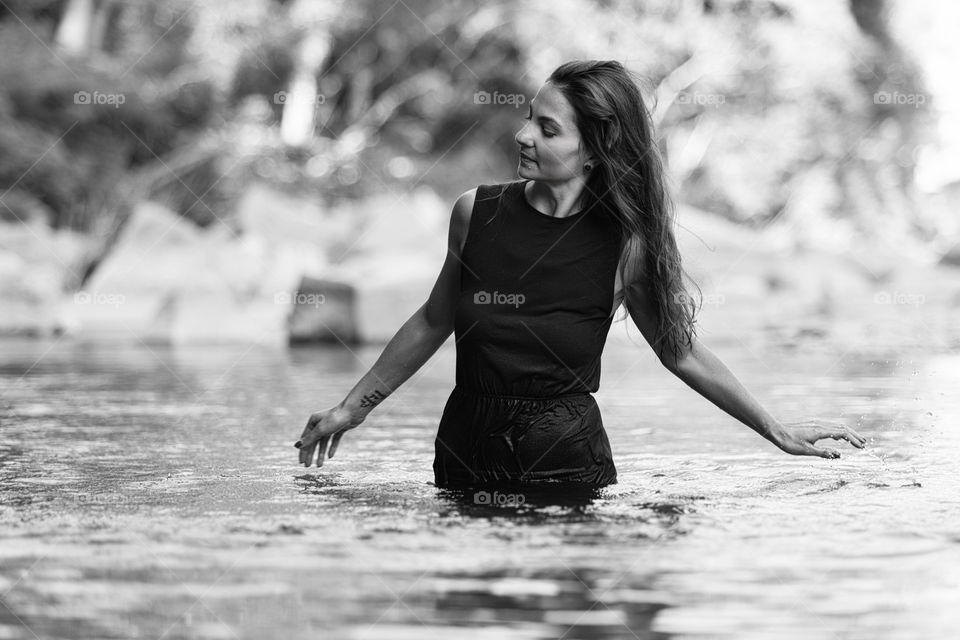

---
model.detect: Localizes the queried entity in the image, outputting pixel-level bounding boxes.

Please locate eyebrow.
[528,103,562,130]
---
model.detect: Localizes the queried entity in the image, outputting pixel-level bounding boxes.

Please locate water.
[1,334,958,639]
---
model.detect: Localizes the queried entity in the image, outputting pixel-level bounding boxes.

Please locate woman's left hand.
[772,420,867,458]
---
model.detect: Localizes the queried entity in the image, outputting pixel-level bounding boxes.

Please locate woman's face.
[514,81,592,182]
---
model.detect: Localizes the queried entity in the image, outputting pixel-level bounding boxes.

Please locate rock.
[0,219,92,336]
[60,198,324,345]
[303,253,440,344]
[293,185,449,343]
[235,182,354,259]
[612,204,888,347]
[55,182,450,345]
[939,244,960,268]
[333,186,448,263]
[336,187,446,343]
[59,201,205,339]
[287,276,357,343]
[350,259,437,343]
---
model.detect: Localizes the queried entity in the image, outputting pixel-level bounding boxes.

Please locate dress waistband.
[454,385,592,401]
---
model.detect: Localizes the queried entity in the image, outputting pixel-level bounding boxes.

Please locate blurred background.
[4,4,960,639]
[1,0,959,347]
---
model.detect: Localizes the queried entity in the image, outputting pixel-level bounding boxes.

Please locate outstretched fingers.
[329,431,345,458]
[298,415,323,465]
[826,429,866,449]
[847,425,868,448]
[313,436,331,467]
[808,423,867,459]
[299,440,314,466]
[779,419,867,459]
[816,422,866,449]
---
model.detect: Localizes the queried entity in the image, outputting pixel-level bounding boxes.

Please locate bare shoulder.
[449,187,478,255]
[613,231,647,305]
[423,187,479,330]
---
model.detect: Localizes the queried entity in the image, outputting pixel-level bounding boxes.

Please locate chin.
[517,164,537,178]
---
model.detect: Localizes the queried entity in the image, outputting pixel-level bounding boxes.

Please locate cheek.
[543,140,581,167]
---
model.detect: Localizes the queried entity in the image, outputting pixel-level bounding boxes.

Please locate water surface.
[1,334,958,639]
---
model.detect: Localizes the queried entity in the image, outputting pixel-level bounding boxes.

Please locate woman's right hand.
[771,419,866,459]
[295,405,362,467]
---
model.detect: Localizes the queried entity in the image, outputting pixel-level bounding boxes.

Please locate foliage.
[0,0,945,259]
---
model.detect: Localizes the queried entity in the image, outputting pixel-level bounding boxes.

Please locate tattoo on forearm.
[358,389,388,409]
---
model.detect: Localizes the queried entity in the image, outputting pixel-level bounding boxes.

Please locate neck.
[525,178,589,219]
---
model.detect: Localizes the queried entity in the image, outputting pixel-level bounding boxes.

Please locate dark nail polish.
[294,441,302,448]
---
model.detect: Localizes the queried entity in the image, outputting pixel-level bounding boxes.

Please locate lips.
[519,151,537,163]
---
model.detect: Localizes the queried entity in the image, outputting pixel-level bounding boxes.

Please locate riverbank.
[3,182,959,352]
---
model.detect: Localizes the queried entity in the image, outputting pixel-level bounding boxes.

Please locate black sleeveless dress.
[432,180,622,488]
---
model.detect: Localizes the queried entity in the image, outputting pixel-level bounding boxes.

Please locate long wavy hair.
[553,59,702,363]
[477,60,701,364]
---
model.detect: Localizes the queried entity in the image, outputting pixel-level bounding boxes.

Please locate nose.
[515,122,533,148]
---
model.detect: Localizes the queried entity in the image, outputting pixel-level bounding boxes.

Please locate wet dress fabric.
[433,180,623,488]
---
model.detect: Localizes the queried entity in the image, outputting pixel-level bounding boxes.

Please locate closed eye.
[523,112,556,138]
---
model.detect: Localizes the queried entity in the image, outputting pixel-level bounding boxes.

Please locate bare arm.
[296,188,477,466]
[620,259,866,458]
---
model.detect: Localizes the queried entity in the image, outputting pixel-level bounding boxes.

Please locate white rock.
[0,219,92,335]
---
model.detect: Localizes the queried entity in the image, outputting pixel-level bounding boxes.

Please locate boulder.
[290,186,448,343]
[0,219,92,336]
[329,187,446,342]
[939,243,960,268]
[58,182,449,345]
[609,204,881,347]
[332,186,448,263]
[287,276,357,343]
[235,182,354,258]
[59,201,206,339]
[334,255,438,343]
[60,196,326,345]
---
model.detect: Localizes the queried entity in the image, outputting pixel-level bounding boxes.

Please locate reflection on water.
[1,337,959,639]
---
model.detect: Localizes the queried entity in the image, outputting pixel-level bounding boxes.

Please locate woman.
[295,60,866,485]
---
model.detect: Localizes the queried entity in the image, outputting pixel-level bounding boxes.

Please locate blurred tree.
[847,0,935,240]
[0,0,947,290]
[0,0,529,286]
